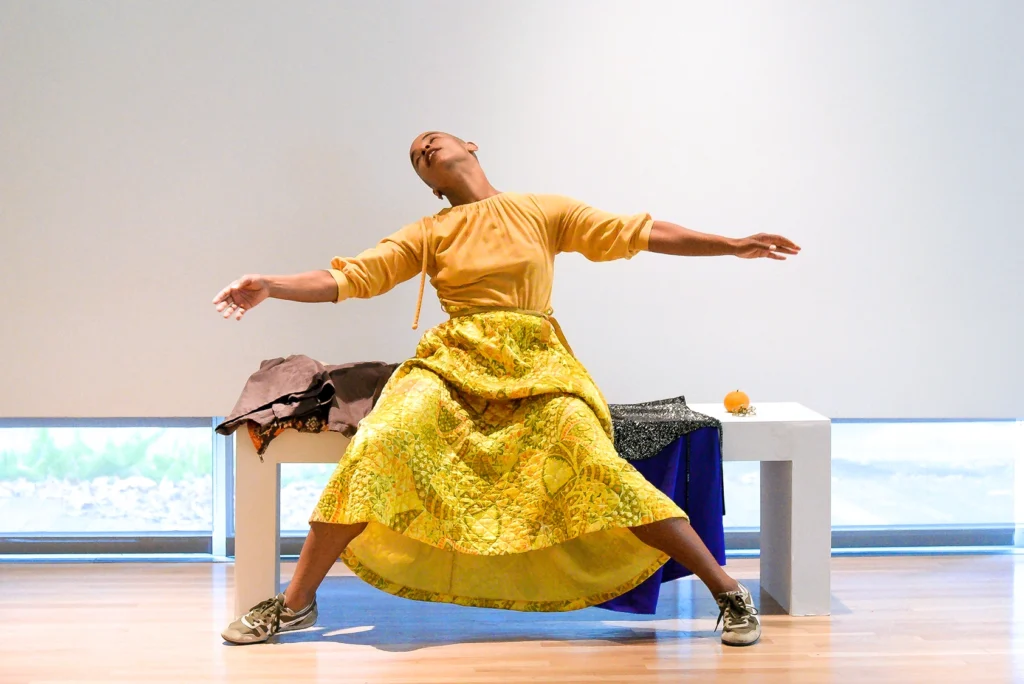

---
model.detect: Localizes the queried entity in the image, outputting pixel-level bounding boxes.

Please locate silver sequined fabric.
[610,396,722,461]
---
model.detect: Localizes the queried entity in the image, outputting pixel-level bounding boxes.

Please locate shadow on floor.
[275,576,733,652]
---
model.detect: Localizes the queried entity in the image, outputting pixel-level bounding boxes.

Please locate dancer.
[213,132,800,647]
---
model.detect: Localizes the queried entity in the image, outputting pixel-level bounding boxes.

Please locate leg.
[222,520,367,645]
[283,521,366,610]
[633,516,761,647]
[761,426,831,615]
[234,435,281,615]
[631,517,739,596]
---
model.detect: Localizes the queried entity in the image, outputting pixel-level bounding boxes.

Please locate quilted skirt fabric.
[310,310,686,611]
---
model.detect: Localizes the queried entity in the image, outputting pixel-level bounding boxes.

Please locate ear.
[433,189,444,200]
[466,141,479,154]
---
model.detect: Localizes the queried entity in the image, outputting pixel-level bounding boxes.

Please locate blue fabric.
[597,426,726,614]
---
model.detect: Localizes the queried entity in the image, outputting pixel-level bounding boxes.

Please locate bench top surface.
[690,401,830,425]
[242,401,830,463]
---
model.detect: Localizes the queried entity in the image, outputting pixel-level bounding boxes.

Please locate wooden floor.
[2,555,1022,683]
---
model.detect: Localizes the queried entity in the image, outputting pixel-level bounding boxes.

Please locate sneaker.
[221,593,317,645]
[715,583,761,646]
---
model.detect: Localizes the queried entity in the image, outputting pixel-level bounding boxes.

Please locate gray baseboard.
[0,525,1015,556]
[724,525,1015,550]
[0,533,218,555]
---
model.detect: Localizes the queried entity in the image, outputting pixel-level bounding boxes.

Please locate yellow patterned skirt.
[310,310,686,611]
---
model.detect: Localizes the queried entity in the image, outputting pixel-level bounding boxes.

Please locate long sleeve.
[329,221,424,302]
[542,195,653,262]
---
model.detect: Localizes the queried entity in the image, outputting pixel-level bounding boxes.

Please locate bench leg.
[759,424,832,615]
[233,435,281,616]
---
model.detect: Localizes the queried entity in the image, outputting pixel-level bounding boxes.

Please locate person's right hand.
[212,275,270,321]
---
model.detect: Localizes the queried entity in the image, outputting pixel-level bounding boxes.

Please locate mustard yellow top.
[328,192,652,328]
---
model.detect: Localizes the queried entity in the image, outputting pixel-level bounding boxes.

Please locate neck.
[442,167,500,207]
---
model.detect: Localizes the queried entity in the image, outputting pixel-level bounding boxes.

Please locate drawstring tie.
[412,218,431,330]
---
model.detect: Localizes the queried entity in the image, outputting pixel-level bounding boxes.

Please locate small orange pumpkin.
[724,390,750,414]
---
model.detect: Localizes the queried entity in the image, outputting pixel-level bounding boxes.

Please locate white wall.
[1,0,1021,419]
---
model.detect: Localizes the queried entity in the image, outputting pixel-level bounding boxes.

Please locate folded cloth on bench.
[596,397,727,613]
[610,395,722,461]
[215,356,398,451]
[598,425,726,613]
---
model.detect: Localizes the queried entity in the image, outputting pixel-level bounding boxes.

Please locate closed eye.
[411,133,441,167]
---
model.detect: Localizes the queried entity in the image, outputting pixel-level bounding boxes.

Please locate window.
[0,425,213,534]
[2,418,1019,551]
[723,420,1019,530]
[280,464,335,532]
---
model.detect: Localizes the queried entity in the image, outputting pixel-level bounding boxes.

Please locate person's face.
[409,132,478,199]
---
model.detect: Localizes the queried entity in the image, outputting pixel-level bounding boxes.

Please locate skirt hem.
[338,544,671,613]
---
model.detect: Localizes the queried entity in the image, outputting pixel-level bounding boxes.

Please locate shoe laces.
[246,596,284,631]
[715,592,758,632]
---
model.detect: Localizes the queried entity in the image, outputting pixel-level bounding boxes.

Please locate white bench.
[233,401,832,616]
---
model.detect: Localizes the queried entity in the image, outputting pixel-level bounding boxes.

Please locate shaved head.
[408,132,481,200]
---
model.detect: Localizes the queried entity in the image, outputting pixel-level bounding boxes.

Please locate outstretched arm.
[545,196,800,262]
[212,221,425,321]
[212,271,338,320]
[648,221,801,260]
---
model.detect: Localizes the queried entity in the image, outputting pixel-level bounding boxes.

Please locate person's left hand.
[734,234,801,260]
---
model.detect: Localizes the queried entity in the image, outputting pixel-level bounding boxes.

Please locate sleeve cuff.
[635,216,653,253]
[327,268,350,303]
